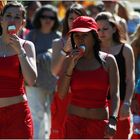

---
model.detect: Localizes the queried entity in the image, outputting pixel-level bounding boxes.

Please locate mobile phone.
[7,25,16,34]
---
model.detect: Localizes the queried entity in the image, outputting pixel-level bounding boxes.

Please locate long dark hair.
[32,4,59,31]
[71,30,103,65]
[62,3,87,37]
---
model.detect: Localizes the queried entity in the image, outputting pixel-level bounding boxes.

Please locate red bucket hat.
[69,16,98,34]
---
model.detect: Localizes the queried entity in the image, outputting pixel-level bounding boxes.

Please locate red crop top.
[0,55,25,97]
[70,66,110,108]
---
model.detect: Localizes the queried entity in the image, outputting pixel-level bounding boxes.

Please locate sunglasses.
[40,15,56,20]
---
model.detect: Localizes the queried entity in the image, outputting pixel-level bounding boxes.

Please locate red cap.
[69,16,98,34]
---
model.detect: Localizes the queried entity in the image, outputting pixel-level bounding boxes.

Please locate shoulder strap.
[120,43,125,54]
[22,40,27,48]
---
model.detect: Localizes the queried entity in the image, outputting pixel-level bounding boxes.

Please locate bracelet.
[123,102,131,107]
[109,116,118,123]
[18,51,27,58]
[60,49,69,57]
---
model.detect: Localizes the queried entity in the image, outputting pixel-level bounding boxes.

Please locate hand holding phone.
[7,25,16,35]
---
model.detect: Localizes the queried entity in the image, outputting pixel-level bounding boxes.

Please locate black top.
[114,44,126,101]
[108,44,126,101]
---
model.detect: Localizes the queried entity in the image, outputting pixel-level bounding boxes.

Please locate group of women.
[0,1,136,139]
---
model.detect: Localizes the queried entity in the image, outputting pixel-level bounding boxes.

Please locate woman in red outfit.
[50,3,87,139]
[95,12,135,139]
[0,2,37,139]
[58,16,120,139]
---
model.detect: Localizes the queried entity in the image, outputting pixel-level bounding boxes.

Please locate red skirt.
[0,101,33,139]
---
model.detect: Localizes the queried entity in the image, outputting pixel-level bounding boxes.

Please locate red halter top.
[70,66,110,108]
[0,55,25,97]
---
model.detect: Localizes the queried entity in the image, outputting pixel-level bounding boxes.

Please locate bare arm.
[101,53,120,139]
[57,49,82,99]
[107,54,120,117]
[18,41,37,86]
[9,35,37,86]
[51,38,72,77]
[120,44,135,119]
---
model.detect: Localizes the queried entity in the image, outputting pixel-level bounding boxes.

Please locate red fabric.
[108,100,130,139]
[0,55,25,97]
[136,94,140,106]
[50,66,109,139]
[70,67,110,108]
[114,117,130,139]
[131,133,140,139]
[0,101,33,139]
[69,16,98,33]
[65,114,108,139]
[50,92,72,139]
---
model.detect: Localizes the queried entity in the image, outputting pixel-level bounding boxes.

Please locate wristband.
[18,52,27,58]
[123,102,131,107]
[60,49,69,57]
[109,116,118,123]
[108,124,116,130]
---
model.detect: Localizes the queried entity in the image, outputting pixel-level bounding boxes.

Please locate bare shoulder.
[99,51,117,68]
[100,51,116,62]
[123,43,133,54]
[20,39,35,55]
[52,38,63,49]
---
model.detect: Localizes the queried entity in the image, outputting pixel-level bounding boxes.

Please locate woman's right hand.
[66,48,83,74]
[63,37,72,53]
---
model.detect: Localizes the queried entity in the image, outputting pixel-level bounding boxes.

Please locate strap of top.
[120,43,125,54]
[22,40,26,48]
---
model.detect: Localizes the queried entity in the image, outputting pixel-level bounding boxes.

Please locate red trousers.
[64,114,108,139]
[0,101,33,139]
[50,92,72,139]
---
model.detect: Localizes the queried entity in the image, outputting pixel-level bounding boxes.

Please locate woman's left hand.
[9,34,24,54]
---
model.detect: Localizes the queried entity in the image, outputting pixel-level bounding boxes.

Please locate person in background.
[57,16,120,139]
[130,24,140,139]
[102,0,129,42]
[0,1,37,138]
[23,1,41,30]
[117,1,140,38]
[86,2,104,19]
[26,4,61,139]
[95,11,135,139]
[50,3,87,139]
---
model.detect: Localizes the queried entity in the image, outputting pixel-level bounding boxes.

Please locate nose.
[78,36,85,44]
[8,17,16,24]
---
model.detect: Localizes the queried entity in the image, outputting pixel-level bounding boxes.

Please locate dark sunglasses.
[40,15,56,20]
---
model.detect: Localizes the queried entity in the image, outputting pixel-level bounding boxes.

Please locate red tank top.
[0,55,25,97]
[70,66,110,108]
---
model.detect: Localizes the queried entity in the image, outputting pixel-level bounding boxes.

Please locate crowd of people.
[0,0,140,139]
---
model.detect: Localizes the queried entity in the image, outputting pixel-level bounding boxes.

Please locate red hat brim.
[68,28,93,34]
